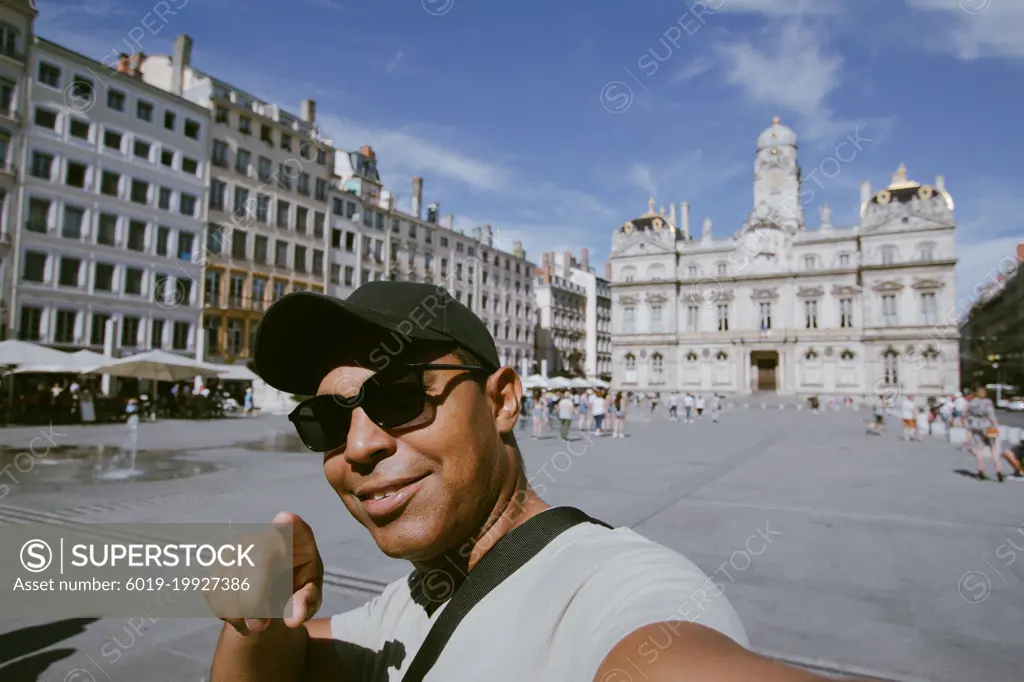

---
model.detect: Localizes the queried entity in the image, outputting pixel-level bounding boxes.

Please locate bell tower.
[753,116,803,231]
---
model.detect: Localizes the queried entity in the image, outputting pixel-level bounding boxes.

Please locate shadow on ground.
[0,618,97,681]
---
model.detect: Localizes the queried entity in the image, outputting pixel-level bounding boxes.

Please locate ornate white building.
[608,119,959,397]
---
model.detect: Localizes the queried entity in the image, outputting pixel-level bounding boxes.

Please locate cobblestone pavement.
[0,406,1020,682]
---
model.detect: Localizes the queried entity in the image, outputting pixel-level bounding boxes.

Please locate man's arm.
[210,618,344,682]
[596,621,866,682]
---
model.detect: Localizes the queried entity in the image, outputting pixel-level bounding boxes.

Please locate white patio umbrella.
[84,350,226,382]
[215,364,259,381]
[0,340,73,367]
[548,376,572,390]
[569,377,592,389]
[589,378,610,389]
[522,374,549,389]
[12,348,108,374]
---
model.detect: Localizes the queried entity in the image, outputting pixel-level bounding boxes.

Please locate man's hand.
[210,511,324,635]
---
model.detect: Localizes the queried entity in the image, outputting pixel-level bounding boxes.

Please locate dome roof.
[861,164,955,216]
[757,116,797,149]
[617,197,677,236]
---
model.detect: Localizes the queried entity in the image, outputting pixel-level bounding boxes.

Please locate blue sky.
[37,0,1023,308]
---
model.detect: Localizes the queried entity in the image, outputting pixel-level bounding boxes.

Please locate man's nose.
[345,407,395,466]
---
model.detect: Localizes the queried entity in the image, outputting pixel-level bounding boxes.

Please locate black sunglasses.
[288,363,491,452]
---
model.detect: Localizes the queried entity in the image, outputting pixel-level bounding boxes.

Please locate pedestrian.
[531,389,546,439]
[900,395,918,441]
[696,394,706,419]
[868,398,885,435]
[966,386,1003,481]
[683,392,694,423]
[558,391,574,441]
[650,392,659,416]
[710,394,721,423]
[612,391,626,438]
[228,280,849,680]
[591,390,607,436]
[577,390,590,433]
[243,386,254,417]
[668,391,679,421]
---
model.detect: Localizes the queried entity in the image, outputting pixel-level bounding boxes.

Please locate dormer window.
[919,245,935,261]
[881,246,897,265]
[803,255,817,270]
[838,253,850,267]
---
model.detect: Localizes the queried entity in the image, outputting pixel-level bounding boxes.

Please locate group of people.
[871,387,1023,482]
[665,391,722,423]
[526,389,628,440]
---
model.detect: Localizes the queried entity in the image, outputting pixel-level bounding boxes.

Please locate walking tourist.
[222,280,861,681]
[531,389,546,439]
[696,394,706,419]
[612,391,626,438]
[683,392,695,423]
[966,387,1003,481]
[901,395,919,441]
[577,390,589,432]
[711,394,721,422]
[558,391,574,441]
[591,390,607,435]
[668,391,679,421]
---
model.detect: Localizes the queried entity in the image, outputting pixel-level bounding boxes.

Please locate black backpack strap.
[401,506,610,682]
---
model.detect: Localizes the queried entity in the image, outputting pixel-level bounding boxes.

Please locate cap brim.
[252,292,454,395]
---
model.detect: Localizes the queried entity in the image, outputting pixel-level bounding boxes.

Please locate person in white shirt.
[215,281,856,682]
[900,395,919,441]
[591,391,607,435]
[668,392,679,421]
[711,394,721,422]
[696,394,706,419]
[577,390,590,432]
[683,393,695,423]
[558,391,575,441]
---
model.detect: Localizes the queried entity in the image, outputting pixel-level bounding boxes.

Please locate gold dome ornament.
[876,189,892,204]
[623,222,635,234]
[918,185,934,200]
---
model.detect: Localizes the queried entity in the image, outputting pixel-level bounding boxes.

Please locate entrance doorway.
[750,350,779,392]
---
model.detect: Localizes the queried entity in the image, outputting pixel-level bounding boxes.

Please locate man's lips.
[354,473,429,501]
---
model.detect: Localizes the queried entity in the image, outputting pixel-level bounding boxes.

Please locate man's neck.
[413,466,550,584]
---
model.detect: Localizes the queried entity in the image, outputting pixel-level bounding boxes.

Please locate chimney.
[680,202,690,240]
[581,248,589,271]
[444,214,455,230]
[563,251,572,277]
[544,263,551,284]
[116,53,131,74]
[669,204,676,227]
[1017,242,1024,264]
[484,224,493,247]
[129,52,145,76]
[171,34,192,96]
[860,180,871,205]
[411,177,423,219]
[514,240,524,259]
[300,99,316,123]
[472,226,482,242]
[426,202,439,224]
[935,175,945,192]
[605,262,612,279]
[359,145,376,161]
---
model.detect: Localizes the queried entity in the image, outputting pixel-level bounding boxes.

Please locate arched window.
[715,350,728,361]
[620,266,637,283]
[651,353,664,384]
[805,348,819,360]
[624,353,637,384]
[840,349,856,361]
[685,351,698,362]
[646,263,666,281]
[883,348,899,385]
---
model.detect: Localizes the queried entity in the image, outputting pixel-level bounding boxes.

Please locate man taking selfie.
[211,281,860,681]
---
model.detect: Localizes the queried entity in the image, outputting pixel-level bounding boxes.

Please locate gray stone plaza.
[0,406,1021,682]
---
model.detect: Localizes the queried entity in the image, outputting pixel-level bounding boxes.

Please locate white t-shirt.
[901,398,915,420]
[591,397,606,416]
[330,519,748,681]
[683,394,695,408]
[696,397,706,409]
[558,398,575,419]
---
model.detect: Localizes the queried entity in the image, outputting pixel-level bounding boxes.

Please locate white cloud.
[905,0,1024,60]
[713,0,845,16]
[385,51,404,74]
[672,57,712,82]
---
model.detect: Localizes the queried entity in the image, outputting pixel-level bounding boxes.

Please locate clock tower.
[753,116,803,231]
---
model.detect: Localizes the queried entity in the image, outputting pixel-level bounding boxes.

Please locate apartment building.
[546,249,612,380]
[141,34,334,365]
[331,146,536,372]
[0,0,37,337]
[11,39,209,355]
[533,252,588,377]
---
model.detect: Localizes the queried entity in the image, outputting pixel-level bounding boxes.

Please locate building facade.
[141,34,334,366]
[608,119,960,397]
[538,249,611,380]
[959,243,1024,394]
[0,0,37,337]
[533,252,587,377]
[10,38,209,355]
[331,147,536,373]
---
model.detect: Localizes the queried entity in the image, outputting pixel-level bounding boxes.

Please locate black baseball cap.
[252,281,501,395]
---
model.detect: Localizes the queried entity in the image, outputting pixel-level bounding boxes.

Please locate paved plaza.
[0,404,1021,681]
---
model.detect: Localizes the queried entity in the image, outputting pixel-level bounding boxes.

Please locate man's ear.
[485,367,522,434]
